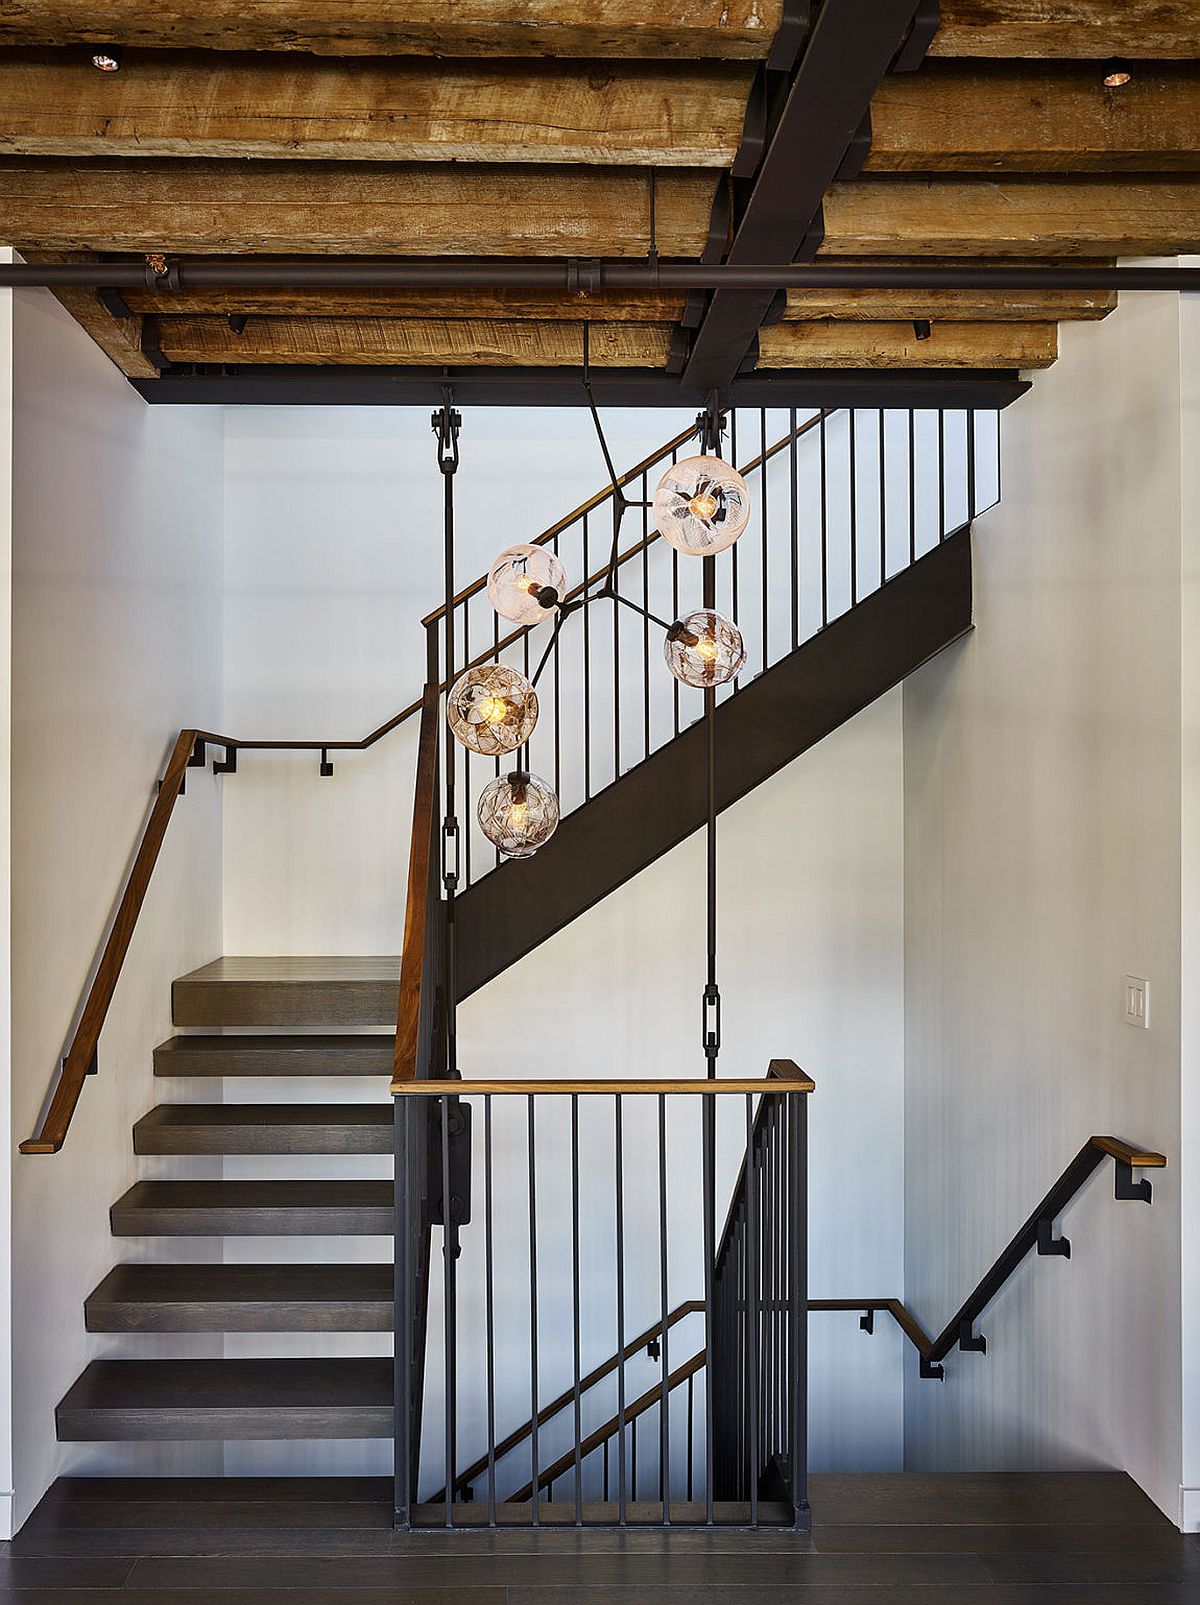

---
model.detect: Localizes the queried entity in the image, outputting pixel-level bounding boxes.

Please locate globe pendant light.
[487,543,567,626]
[477,770,560,859]
[447,663,538,756]
[664,608,745,688]
[653,455,751,558]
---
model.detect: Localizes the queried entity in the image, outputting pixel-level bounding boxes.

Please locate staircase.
[43,403,994,1502]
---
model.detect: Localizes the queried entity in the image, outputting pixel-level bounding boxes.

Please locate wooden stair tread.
[85,1263,394,1332]
[172,958,400,1029]
[56,1358,393,1441]
[133,1103,392,1154]
[111,1179,393,1236]
[154,1034,394,1076]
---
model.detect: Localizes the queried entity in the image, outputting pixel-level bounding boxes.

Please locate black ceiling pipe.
[0,261,1199,293]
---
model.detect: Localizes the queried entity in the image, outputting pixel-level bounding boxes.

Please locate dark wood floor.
[3,1472,1198,1603]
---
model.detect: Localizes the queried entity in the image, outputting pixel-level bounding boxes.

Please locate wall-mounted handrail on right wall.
[815,1135,1166,1379]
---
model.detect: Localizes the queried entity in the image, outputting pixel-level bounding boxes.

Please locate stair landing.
[172,956,400,1029]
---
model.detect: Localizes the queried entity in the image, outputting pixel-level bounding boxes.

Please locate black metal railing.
[424,405,999,892]
[392,1068,814,1530]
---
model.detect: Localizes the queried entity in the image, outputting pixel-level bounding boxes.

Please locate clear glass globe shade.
[663,608,746,688]
[486,544,568,626]
[477,770,560,859]
[447,663,538,756]
[653,455,750,557]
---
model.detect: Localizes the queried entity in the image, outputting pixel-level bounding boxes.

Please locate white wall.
[7,288,225,1530]
[902,291,1186,1523]
[0,249,16,1537]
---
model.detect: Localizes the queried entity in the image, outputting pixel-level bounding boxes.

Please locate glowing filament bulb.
[695,636,719,662]
[477,695,511,725]
[688,491,719,522]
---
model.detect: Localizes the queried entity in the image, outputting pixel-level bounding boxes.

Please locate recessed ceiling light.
[90,46,122,71]
[1101,57,1133,88]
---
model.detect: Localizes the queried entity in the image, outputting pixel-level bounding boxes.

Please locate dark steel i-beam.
[683,0,922,391]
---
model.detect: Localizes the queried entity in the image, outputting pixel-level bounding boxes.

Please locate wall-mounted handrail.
[19,729,199,1155]
[816,1135,1166,1379]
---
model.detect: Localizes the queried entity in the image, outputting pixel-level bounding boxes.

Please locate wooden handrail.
[392,685,442,1085]
[20,729,199,1155]
[436,1300,706,1502]
[391,1075,815,1096]
[814,1134,1167,1378]
[509,1350,708,1504]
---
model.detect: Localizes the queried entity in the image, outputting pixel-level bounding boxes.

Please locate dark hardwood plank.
[172,957,402,1029]
[85,1262,394,1332]
[805,1471,1170,1527]
[110,1180,393,1236]
[132,1103,392,1155]
[154,1034,393,1076]
[55,1358,393,1441]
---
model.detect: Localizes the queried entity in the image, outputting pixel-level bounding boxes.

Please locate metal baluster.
[492,609,501,868]
[613,522,621,786]
[760,408,768,674]
[686,1371,695,1504]
[849,410,858,607]
[642,469,651,762]
[789,406,799,651]
[394,1097,413,1530]
[967,408,977,519]
[441,1092,456,1528]
[583,510,592,801]
[908,410,916,567]
[787,1091,809,1529]
[744,1096,759,1527]
[615,1095,628,1525]
[730,412,740,692]
[571,1094,584,1526]
[658,1092,671,1524]
[484,1095,497,1527]
[553,527,562,803]
[462,601,471,886]
[702,1095,716,1524]
[603,1437,610,1505]
[528,1096,541,1526]
[819,411,829,629]
[631,1415,638,1504]
[937,408,946,538]
[878,409,887,588]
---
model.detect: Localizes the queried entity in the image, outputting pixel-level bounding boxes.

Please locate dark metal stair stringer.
[456,524,973,1000]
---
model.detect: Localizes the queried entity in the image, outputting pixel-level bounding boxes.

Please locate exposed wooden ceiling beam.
[782,285,1115,320]
[932,1,1199,60]
[684,0,920,391]
[758,319,1058,367]
[866,62,1200,173]
[0,161,715,256]
[21,249,159,377]
[154,316,674,366]
[0,0,785,57]
[0,51,751,167]
[125,287,685,321]
[819,178,1200,256]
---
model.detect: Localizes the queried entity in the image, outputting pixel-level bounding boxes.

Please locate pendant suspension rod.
[434,392,462,1081]
[702,393,723,1079]
[6,261,1200,292]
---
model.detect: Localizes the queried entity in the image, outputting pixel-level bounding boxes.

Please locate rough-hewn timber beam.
[820,178,1200,256]
[20,249,159,377]
[782,285,1114,321]
[683,0,920,391]
[758,319,1058,367]
[867,62,1200,173]
[932,1,1200,60]
[125,287,686,322]
[0,161,714,256]
[154,316,675,366]
[0,0,784,57]
[0,51,752,167]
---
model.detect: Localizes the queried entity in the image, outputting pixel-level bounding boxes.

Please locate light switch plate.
[1123,975,1150,1029]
